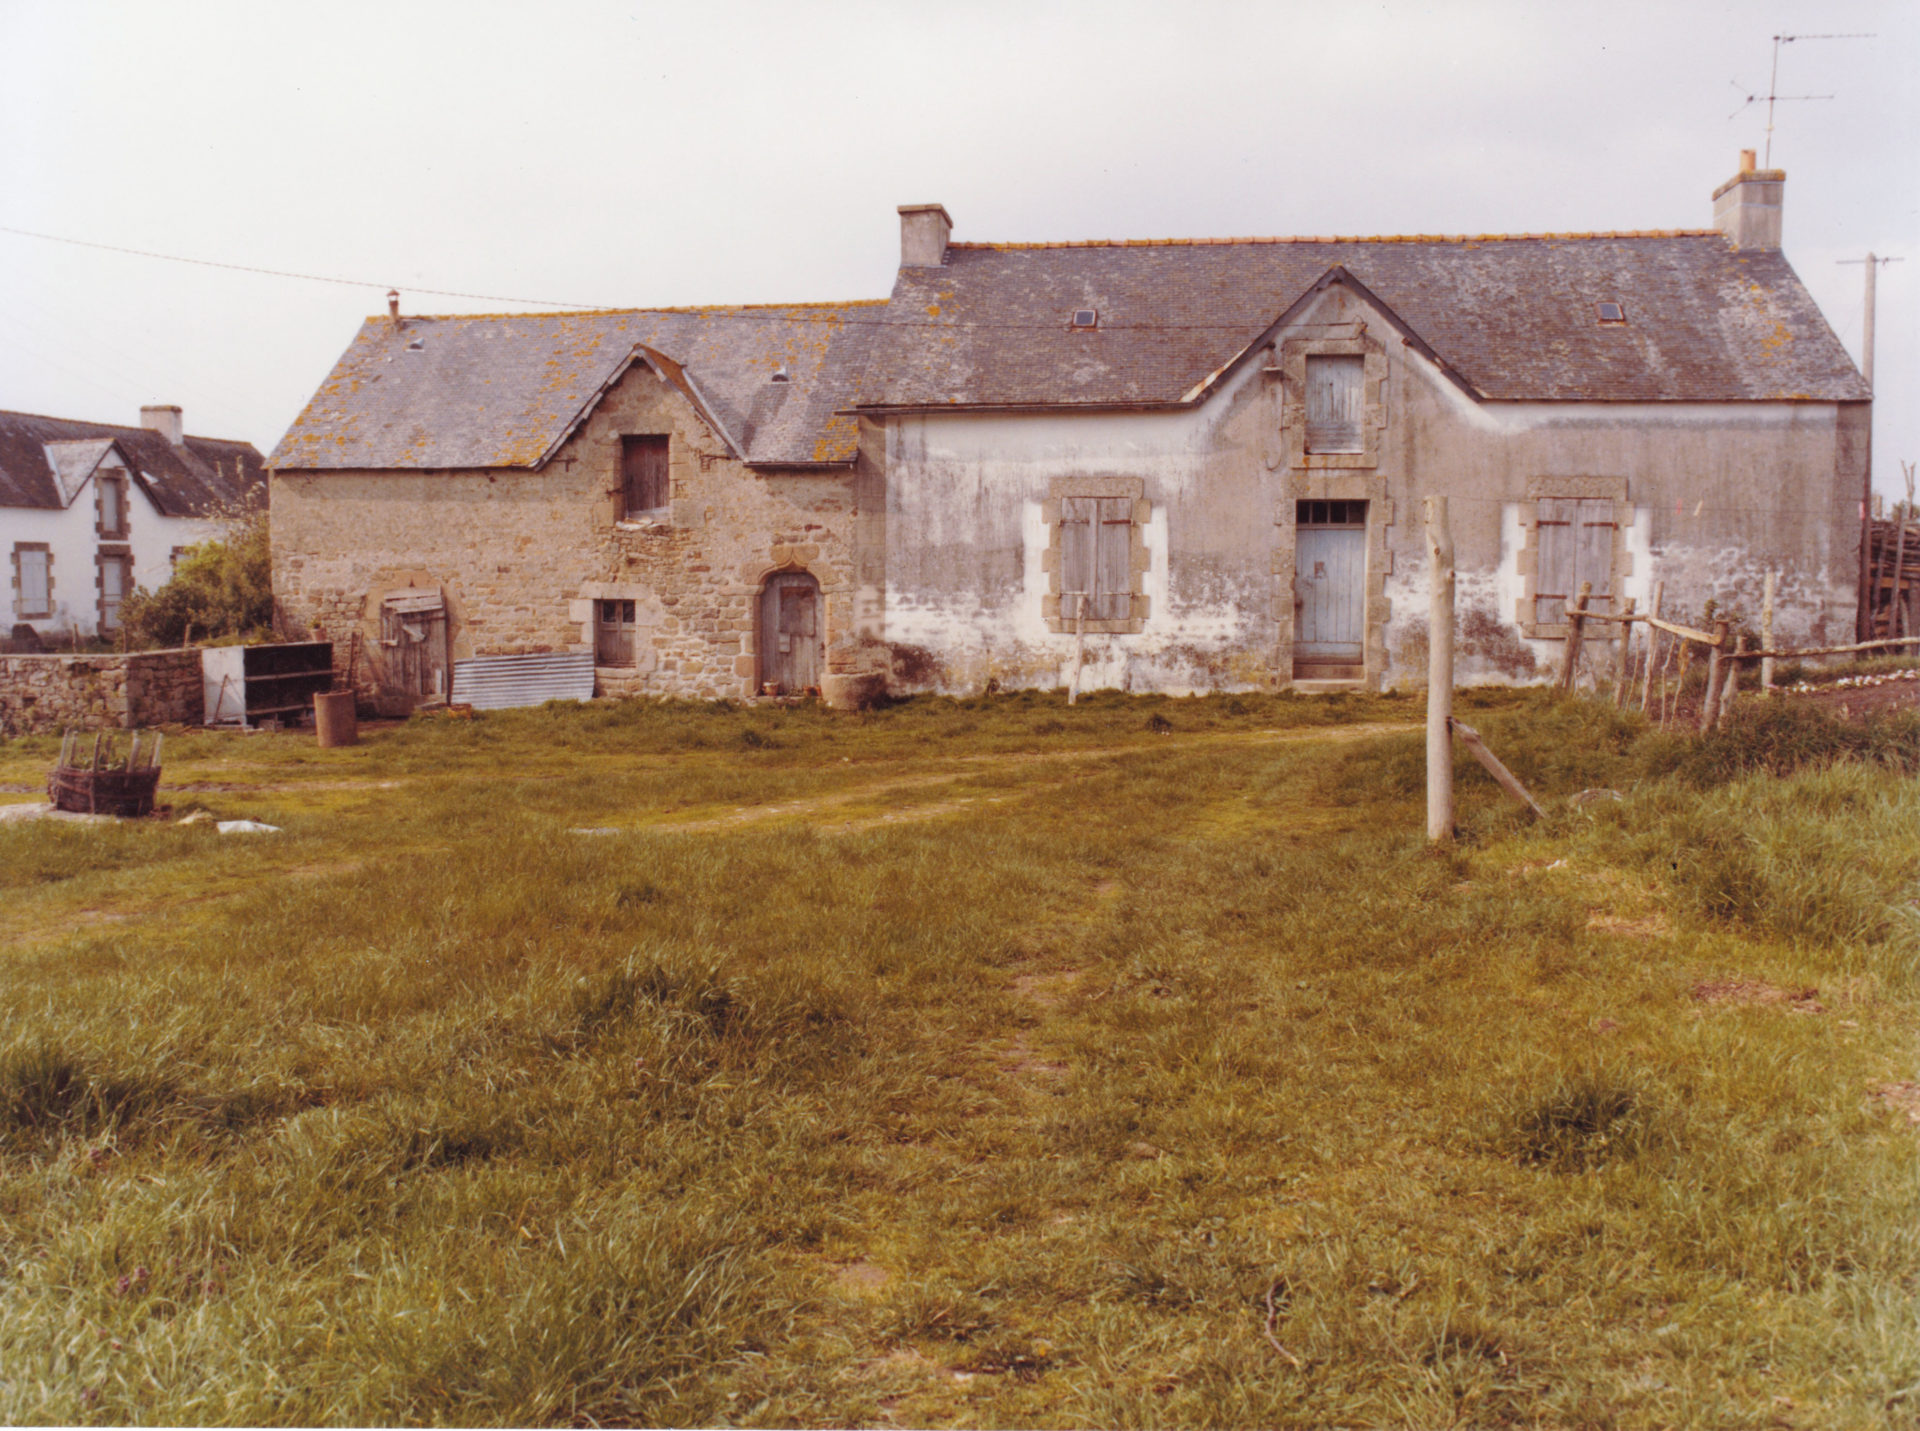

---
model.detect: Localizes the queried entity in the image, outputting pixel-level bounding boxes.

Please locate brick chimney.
[1712,149,1784,250]
[140,405,184,446]
[898,204,953,268]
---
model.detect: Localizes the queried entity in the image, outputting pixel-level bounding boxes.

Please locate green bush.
[120,502,272,647]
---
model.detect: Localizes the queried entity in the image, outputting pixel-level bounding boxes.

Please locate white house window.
[1305,355,1365,453]
[97,549,132,632]
[13,544,51,620]
[96,472,128,539]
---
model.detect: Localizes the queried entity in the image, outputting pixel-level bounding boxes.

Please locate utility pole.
[1842,253,1903,638]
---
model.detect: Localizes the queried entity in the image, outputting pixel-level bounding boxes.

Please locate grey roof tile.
[0,409,266,516]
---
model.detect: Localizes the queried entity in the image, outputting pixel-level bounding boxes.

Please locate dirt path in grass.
[656,722,1418,835]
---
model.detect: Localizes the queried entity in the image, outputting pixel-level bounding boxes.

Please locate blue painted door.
[1295,517,1367,662]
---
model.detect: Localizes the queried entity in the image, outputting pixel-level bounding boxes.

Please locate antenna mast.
[1728,32,1873,166]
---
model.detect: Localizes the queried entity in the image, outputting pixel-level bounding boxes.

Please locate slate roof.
[271,304,881,471]
[0,409,267,516]
[856,232,1870,408]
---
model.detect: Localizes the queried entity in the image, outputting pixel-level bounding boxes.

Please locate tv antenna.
[1728,32,1874,167]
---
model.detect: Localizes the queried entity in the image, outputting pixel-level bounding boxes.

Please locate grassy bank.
[0,690,1914,1427]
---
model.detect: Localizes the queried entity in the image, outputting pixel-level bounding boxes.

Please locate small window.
[1070,309,1098,329]
[621,435,669,517]
[1296,499,1368,527]
[1304,355,1365,453]
[97,550,132,632]
[13,544,51,620]
[1059,496,1135,622]
[1595,302,1626,324]
[596,599,638,666]
[96,472,128,539]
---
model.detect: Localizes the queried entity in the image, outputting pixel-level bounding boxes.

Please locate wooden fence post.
[1641,580,1664,716]
[1067,594,1086,706]
[1760,571,1776,694]
[1613,597,1636,709]
[1558,582,1592,693]
[1699,619,1730,732]
[1426,496,1454,843]
[1719,635,1744,728]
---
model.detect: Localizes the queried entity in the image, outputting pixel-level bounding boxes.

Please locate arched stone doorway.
[758,571,822,695]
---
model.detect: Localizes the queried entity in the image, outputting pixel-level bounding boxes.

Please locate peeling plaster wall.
[883,278,1862,696]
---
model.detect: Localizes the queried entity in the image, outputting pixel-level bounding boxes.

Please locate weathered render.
[272,154,1867,705]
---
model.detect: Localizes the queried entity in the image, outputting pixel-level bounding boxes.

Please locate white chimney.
[140,405,184,446]
[898,204,953,268]
[1712,149,1783,251]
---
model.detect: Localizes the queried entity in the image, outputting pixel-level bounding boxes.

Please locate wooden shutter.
[1060,497,1095,618]
[1094,498,1132,620]
[621,436,669,515]
[1305,355,1364,452]
[1534,498,1577,625]
[1535,497,1615,624]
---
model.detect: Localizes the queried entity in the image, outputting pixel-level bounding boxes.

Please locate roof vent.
[771,364,790,383]
[1595,302,1626,324]
[406,337,426,352]
[1070,308,1099,329]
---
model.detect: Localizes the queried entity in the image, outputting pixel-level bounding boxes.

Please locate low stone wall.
[0,649,204,736]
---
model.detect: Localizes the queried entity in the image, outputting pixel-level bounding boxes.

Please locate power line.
[0,222,612,310]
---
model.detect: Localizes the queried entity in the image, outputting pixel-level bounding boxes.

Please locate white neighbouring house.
[0,406,267,645]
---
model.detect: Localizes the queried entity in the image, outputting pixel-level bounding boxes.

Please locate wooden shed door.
[382,593,449,698]
[1294,500,1367,669]
[758,573,821,694]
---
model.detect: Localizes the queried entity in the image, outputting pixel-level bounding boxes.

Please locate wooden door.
[758,573,821,694]
[382,595,449,698]
[1295,501,1367,664]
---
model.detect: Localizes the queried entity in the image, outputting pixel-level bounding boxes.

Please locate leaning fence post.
[1761,571,1776,694]
[1613,597,1637,709]
[1699,619,1730,732]
[1558,582,1592,693]
[1426,496,1454,843]
[1067,594,1087,706]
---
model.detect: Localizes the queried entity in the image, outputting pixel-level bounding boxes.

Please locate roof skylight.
[1069,308,1098,329]
[1595,302,1627,324]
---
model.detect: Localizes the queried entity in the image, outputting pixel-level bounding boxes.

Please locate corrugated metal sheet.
[450,652,596,710]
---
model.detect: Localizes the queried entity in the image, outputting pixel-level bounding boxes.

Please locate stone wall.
[0,648,203,735]
[272,360,888,707]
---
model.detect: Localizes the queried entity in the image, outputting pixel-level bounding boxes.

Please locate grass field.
[0,688,1916,1427]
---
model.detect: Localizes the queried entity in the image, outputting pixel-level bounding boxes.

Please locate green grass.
[0,689,1914,1427]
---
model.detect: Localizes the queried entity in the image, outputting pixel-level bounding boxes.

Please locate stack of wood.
[1866,516,1920,637]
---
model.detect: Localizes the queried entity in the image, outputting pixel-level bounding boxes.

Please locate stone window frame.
[12,542,52,620]
[95,469,130,540]
[1516,476,1631,639]
[1039,475,1150,635]
[1277,336,1389,471]
[96,545,133,633]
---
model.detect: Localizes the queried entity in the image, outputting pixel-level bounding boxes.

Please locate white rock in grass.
[216,820,281,834]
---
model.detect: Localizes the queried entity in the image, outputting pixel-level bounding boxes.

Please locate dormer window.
[1069,309,1098,329]
[1595,302,1626,324]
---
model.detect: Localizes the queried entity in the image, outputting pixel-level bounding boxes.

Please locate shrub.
[120,500,272,647]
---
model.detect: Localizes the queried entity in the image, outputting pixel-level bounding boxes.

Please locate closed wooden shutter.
[1060,497,1096,617]
[1535,498,1615,624]
[16,548,50,618]
[1305,355,1364,453]
[1061,497,1134,621]
[621,436,669,515]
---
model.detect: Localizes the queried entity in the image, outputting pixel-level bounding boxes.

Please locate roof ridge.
[382,299,890,323]
[950,230,1722,250]
[0,408,260,449]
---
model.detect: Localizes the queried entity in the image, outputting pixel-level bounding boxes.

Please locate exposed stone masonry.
[0,649,203,735]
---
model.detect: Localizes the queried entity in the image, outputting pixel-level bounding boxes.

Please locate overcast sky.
[3,0,1915,495]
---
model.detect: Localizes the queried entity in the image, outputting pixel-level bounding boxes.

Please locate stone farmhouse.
[270,153,1869,708]
[2,406,266,646]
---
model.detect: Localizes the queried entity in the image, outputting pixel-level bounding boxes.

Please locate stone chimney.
[140,405,184,446]
[898,204,953,268]
[1712,149,1784,250]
